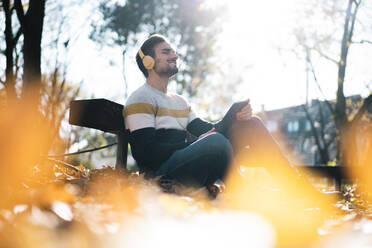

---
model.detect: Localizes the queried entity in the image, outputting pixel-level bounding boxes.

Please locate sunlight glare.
[204,0,305,111]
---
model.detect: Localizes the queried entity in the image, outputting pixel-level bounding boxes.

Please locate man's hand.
[236,99,252,121]
[198,127,215,140]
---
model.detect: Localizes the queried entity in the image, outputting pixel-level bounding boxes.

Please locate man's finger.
[238,109,251,116]
[237,111,252,120]
[239,113,251,118]
[239,105,250,113]
[241,105,249,111]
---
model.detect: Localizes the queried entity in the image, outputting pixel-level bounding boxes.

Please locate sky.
[63,0,372,113]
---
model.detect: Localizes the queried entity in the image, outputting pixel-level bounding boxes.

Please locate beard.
[166,67,178,77]
[155,66,178,77]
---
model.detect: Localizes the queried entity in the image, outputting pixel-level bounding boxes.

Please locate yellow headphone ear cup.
[139,48,155,70]
[142,55,155,70]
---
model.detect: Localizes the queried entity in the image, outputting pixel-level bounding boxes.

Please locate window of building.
[287,122,292,132]
[287,120,299,133]
[293,121,299,132]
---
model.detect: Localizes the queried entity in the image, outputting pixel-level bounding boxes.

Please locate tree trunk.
[301,103,330,164]
[3,0,17,101]
[21,0,46,105]
[335,0,359,165]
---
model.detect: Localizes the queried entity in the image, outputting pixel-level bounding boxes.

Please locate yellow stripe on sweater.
[157,107,190,118]
[123,103,190,118]
[123,103,155,117]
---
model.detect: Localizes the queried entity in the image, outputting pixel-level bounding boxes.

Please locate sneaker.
[158,177,177,193]
[206,179,226,199]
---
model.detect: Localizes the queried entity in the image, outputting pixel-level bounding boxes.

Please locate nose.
[171,51,178,60]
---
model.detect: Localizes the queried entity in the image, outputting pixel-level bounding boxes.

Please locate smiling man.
[123,34,313,197]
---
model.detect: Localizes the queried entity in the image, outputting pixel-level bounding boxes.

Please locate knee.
[204,133,233,158]
[233,116,266,131]
[205,133,231,148]
[250,116,263,123]
[247,116,264,127]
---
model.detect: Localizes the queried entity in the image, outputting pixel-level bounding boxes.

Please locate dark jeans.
[155,117,292,187]
[155,132,233,187]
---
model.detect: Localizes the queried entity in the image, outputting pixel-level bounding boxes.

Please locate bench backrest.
[69,99,128,169]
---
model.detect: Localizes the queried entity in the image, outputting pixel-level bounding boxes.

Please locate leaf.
[33,183,77,207]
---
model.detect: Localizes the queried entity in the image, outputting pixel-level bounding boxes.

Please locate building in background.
[258,95,366,165]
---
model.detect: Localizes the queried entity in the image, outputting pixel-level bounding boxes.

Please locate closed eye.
[162,48,176,55]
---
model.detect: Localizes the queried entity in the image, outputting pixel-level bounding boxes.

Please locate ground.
[0,160,372,248]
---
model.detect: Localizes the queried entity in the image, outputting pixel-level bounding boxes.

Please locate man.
[124,34,314,196]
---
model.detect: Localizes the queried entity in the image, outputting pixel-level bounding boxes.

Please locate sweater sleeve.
[186,118,213,137]
[129,128,190,171]
[186,100,249,137]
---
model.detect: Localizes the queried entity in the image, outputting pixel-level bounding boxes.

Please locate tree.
[41,68,80,153]
[90,0,225,97]
[290,0,372,165]
[0,1,88,166]
[1,0,23,101]
[333,0,372,166]
[0,0,46,107]
[300,100,335,164]
[14,0,46,104]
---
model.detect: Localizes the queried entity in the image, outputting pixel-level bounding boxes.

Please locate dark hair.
[136,34,168,78]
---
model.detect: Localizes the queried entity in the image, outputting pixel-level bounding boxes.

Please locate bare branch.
[313,48,339,65]
[325,132,337,148]
[348,0,360,43]
[317,101,327,147]
[352,39,372,45]
[74,83,81,98]
[350,94,372,124]
[14,46,21,78]
[352,0,362,8]
[13,0,25,28]
[50,83,81,144]
[57,79,66,100]
[365,82,371,92]
[300,104,324,151]
[306,54,336,114]
[13,27,22,46]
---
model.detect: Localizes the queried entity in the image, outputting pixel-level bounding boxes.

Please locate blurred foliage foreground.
[1,106,372,248]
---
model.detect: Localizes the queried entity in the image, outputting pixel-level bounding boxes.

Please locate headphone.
[138,48,155,70]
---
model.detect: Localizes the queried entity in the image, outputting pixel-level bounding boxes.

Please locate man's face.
[153,41,178,77]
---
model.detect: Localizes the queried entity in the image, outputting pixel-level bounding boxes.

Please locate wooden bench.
[69,98,129,169]
[68,98,347,188]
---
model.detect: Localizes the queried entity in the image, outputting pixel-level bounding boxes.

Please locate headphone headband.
[138,48,145,59]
